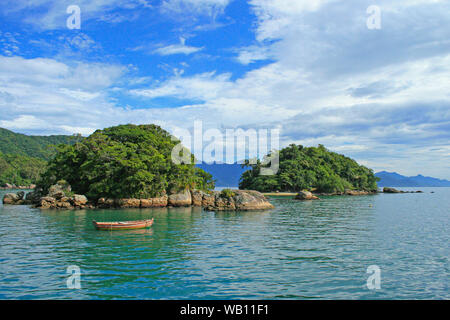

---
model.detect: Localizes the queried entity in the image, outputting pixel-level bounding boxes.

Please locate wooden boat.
[93,218,154,231]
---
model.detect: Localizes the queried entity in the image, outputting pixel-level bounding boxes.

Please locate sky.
[0,0,449,179]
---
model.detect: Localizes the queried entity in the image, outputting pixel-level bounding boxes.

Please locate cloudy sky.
[0,0,449,178]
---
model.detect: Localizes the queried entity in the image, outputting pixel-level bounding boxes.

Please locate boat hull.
[93,218,154,231]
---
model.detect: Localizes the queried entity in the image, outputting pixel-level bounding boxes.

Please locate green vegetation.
[0,128,82,160]
[220,188,236,198]
[0,152,47,186]
[0,127,82,186]
[37,124,215,199]
[239,144,379,193]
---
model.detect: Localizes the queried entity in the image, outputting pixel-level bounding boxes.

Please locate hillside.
[0,127,82,160]
[0,127,82,186]
[375,171,450,187]
[239,144,379,193]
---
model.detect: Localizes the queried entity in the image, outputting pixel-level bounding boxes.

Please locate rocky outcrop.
[383,187,402,193]
[2,191,27,205]
[0,183,36,190]
[295,191,320,200]
[191,190,205,206]
[383,187,423,194]
[4,183,274,212]
[168,190,192,207]
[204,190,274,211]
[344,190,371,196]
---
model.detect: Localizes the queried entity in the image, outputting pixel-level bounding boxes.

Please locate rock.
[3,193,20,204]
[151,195,168,207]
[234,190,274,210]
[118,198,141,208]
[73,195,88,206]
[25,191,40,203]
[383,187,402,193]
[295,191,320,200]
[5,183,13,189]
[97,198,115,208]
[213,192,236,211]
[202,192,215,207]
[190,190,204,206]
[48,183,71,200]
[56,201,72,209]
[168,190,192,207]
[345,190,370,196]
[203,190,274,211]
[39,196,56,209]
[140,199,153,208]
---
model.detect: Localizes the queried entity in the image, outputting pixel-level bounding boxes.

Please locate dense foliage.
[37,124,215,199]
[239,144,379,193]
[0,127,82,186]
[0,128,82,160]
[0,152,46,186]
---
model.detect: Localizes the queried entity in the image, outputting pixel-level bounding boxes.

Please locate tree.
[37,124,214,199]
[239,144,379,193]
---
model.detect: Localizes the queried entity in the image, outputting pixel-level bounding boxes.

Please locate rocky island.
[2,124,273,211]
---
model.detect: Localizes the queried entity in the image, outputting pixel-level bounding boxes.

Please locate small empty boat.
[93,218,154,231]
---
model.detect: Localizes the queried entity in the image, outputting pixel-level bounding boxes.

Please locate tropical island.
[2,124,274,211]
[240,144,379,196]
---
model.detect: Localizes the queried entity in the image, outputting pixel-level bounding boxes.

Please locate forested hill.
[239,144,379,193]
[0,128,83,186]
[0,127,82,160]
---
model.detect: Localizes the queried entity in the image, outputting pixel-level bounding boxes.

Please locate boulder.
[383,187,402,193]
[3,193,20,204]
[39,196,56,209]
[48,183,71,200]
[151,195,168,207]
[295,191,320,200]
[203,190,274,211]
[140,199,153,208]
[97,198,116,208]
[168,190,192,207]
[234,190,274,210]
[190,190,204,206]
[117,198,141,208]
[73,195,88,206]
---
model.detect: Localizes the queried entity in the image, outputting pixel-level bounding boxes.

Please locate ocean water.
[0,188,448,299]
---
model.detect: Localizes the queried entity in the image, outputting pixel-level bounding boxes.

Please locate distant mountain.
[375,171,450,187]
[0,127,82,160]
[196,162,250,187]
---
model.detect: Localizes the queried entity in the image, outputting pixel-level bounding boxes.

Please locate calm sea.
[0,188,448,299]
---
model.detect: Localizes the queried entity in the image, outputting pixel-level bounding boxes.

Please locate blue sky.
[0,0,449,179]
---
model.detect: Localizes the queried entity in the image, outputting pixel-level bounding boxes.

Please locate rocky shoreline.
[0,183,36,190]
[2,183,274,211]
[282,188,424,201]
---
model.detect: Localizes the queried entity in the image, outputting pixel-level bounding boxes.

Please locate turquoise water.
[0,188,448,299]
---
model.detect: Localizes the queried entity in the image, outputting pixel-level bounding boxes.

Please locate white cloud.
[3,0,152,30]
[161,0,231,17]
[153,38,203,56]
[0,115,48,130]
